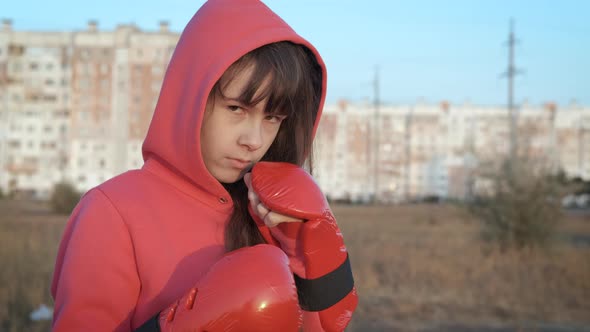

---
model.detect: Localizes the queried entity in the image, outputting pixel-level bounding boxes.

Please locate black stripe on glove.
[294,254,354,312]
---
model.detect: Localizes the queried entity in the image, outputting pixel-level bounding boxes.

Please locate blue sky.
[3,0,589,106]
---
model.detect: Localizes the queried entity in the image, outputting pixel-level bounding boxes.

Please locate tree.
[470,154,562,250]
[50,182,81,215]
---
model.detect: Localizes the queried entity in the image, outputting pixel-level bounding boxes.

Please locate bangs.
[215,42,317,118]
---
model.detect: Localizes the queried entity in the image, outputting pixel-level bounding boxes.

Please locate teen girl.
[52,1,357,331]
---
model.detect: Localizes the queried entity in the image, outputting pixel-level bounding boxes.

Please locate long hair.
[207,41,322,251]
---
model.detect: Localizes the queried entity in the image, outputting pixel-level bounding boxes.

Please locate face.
[200,66,286,183]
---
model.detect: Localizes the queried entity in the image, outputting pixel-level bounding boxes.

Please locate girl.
[51,1,357,331]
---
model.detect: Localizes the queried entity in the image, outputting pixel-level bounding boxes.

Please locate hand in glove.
[244,162,358,332]
[136,244,301,332]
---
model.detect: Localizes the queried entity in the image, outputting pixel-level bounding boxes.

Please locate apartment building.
[0,21,71,197]
[0,20,178,197]
[1,22,589,201]
[314,100,590,203]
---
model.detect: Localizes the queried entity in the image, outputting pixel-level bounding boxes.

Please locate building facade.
[314,100,590,203]
[1,22,589,201]
[0,20,178,198]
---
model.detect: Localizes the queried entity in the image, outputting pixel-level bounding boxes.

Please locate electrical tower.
[373,66,380,203]
[501,19,523,159]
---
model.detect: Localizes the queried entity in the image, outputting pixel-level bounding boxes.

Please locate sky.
[3,0,589,107]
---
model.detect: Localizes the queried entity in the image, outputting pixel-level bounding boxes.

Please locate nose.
[238,120,263,151]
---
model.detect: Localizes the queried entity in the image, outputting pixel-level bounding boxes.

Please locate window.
[100,79,109,90]
[152,65,163,75]
[78,111,88,121]
[152,81,161,92]
[78,78,90,89]
[8,44,25,56]
[8,140,21,148]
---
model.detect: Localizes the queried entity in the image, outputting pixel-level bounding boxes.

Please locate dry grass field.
[336,204,590,331]
[1,199,589,331]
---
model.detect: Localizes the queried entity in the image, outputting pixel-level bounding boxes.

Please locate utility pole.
[404,107,413,202]
[373,66,380,204]
[579,121,588,180]
[501,19,523,159]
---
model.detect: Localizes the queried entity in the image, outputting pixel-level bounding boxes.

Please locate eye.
[265,114,287,124]
[227,105,244,113]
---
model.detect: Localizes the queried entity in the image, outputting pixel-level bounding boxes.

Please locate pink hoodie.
[51,0,328,330]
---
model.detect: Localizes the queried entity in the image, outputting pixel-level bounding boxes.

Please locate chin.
[216,170,245,184]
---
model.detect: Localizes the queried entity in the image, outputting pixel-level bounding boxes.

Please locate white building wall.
[314,102,590,202]
[1,23,589,201]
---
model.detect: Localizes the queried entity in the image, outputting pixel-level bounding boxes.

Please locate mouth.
[227,158,252,170]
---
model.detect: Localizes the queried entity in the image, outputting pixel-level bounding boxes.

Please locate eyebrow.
[223,93,261,106]
[221,96,244,104]
[222,95,264,109]
[221,93,287,115]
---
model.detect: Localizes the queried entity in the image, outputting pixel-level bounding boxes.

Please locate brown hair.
[208,41,322,251]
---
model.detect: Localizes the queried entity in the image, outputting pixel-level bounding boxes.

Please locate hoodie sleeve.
[51,188,140,332]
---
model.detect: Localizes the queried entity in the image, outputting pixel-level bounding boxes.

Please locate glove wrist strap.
[295,253,354,311]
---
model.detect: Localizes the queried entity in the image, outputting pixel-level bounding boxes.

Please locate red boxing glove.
[249,162,358,332]
[137,244,302,332]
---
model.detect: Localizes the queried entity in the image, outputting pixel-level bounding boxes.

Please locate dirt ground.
[1,200,589,331]
[334,204,590,331]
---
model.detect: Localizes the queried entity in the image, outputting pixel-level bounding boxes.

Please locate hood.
[142,0,327,203]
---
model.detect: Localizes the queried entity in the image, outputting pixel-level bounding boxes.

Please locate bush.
[50,182,81,215]
[470,156,562,249]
